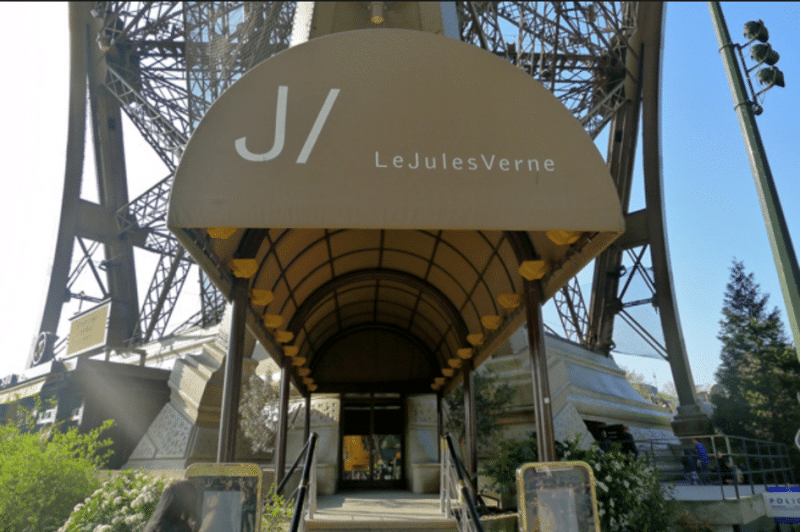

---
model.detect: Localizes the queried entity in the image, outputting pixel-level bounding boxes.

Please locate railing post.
[288,432,317,532]
[440,437,449,515]
[756,440,766,488]
[725,437,741,499]
[309,438,317,519]
[743,441,755,495]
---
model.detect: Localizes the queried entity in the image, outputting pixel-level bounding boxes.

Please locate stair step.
[306,519,456,532]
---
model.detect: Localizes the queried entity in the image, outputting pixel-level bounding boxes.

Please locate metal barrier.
[637,434,796,500]
[440,433,485,532]
[273,432,318,532]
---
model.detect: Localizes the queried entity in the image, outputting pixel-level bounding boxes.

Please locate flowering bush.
[561,440,677,532]
[58,470,167,532]
[481,433,678,532]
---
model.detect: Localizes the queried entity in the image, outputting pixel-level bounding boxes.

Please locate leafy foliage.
[239,374,302,454]
[712,260,800,446]
[261,486,294,531]
[240,373,279,453]
[444,367,515,449]
[481,434,678,532]
[57,470,167,532]
[0,403,113,532]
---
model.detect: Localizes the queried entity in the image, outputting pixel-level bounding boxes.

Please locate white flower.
[596,480,609,492]
[125,514,144,525]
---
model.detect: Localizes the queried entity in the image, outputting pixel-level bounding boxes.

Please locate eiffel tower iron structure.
[32,1,704,422]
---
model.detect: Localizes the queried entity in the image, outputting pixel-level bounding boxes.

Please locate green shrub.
[0,405,113,532]
[563,441,678,532]
[262,486,294,531]
[57,470,167,532]
[481,433,679,532]
[480,432,540,500]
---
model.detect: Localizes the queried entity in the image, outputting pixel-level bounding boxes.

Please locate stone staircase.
[305,491,457,532]
[303,491,517,532]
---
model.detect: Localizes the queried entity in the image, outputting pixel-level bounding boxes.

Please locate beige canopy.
[168,29,624,393]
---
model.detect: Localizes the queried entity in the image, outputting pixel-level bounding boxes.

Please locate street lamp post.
[708,2,800,358]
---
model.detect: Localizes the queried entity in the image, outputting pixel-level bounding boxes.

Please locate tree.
[712,260,800,444]
[444,367,515,450]
[623,367,655,399]
[239,374,302,454]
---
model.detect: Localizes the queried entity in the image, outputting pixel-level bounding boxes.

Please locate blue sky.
[0,2,797,393]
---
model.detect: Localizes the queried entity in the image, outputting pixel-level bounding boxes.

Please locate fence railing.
[440,433,485,532]
[272,432,318,532]
[637,434,796,500]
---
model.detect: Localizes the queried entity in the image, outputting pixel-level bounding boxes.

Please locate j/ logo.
[235,85,340,164]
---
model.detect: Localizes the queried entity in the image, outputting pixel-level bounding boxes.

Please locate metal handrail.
[271,432,317,532]
[441,433,485,532]
[275,436,313,496]
[637,433,796,500]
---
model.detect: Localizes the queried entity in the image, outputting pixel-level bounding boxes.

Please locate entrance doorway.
[340,393,404,489]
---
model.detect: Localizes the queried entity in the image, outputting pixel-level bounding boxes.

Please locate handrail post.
[444,433,485,532]
[743,440,755,495]
[710,436,724,500]
[726,436,741,499]
[276,437,311,496]
[289,432,318,532]
[440,437,447,514]
[309,439,317,519]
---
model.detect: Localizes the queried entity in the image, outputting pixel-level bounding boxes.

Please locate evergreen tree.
[712,260,800,445]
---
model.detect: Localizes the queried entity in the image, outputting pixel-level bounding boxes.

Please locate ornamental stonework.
[150,403,193,459]
[407,395,437,426]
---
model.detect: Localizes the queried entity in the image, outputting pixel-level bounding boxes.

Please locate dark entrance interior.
[340,393,405,490]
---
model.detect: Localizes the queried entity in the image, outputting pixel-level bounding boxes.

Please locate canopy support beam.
[524,279,557,462]
[275,355,292,480]
[463,358,478,478]
[304,394,311,442]
[217,277,247,463]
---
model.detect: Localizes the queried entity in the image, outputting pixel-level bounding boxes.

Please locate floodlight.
[751,43,779,66]
[757,66,785,88]
[744,20,769,43]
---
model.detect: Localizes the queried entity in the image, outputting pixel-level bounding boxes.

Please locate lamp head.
[751,43,780,66]
[744,20,769,43]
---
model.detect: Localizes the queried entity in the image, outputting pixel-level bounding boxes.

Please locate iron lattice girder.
[138,246,192,342]
[554,278,589,345]
[85,1,644,348]
[458,1,638,139]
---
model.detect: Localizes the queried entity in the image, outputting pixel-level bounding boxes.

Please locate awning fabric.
[168,29,624,393]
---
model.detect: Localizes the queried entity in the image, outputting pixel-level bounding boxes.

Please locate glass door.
[340,394,404,489]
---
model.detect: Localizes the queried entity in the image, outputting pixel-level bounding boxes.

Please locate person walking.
[681,448,699,485]
[693,439,711,484]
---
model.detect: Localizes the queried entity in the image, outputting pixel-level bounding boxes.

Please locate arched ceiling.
[187,226,607,393]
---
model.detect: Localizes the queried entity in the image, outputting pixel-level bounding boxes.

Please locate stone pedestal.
[406,394,439,493]
[671,404,715,442]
